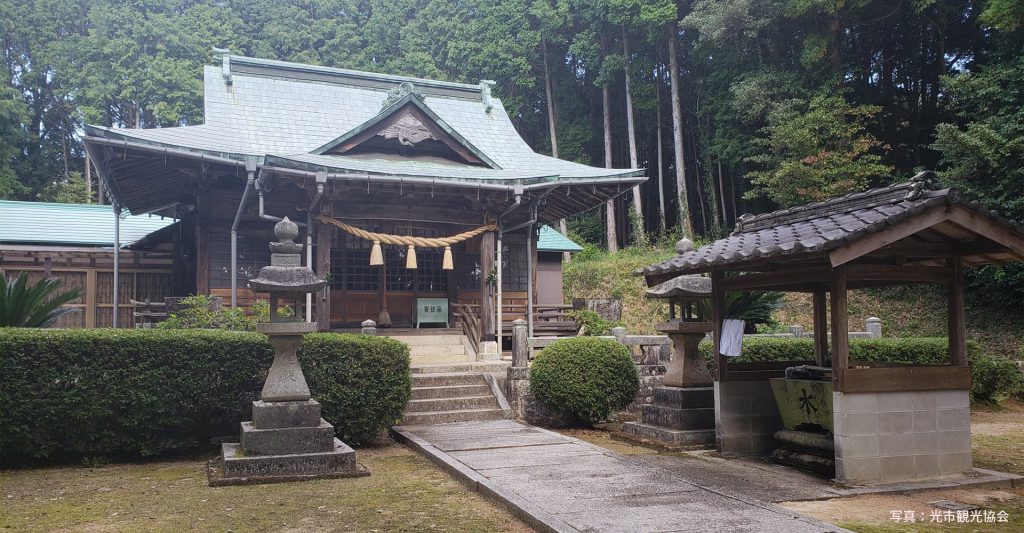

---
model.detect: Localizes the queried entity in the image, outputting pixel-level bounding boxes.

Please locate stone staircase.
[386,333,474,366]
[401,371,511,425]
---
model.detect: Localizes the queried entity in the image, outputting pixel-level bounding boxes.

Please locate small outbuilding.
[641,173,1024,484]
[0,200,178,327]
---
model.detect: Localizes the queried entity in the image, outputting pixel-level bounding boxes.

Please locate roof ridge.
[224,55,483,93]
[734,182,938,233]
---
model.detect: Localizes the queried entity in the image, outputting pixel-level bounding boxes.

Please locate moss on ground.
[0,444,532,533]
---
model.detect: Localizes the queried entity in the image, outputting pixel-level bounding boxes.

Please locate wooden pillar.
[948,258,967,366]
[812,289,828,367]
[195,224,209,296]
[830,266,849,391]
[315,223,333,331]
[711,269,726,381]
[480,230,495,342]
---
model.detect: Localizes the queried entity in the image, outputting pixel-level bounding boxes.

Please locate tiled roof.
[0,201,176,247]
[640,178,1023,279]
[85,56,642,183]
[537,226,582,252]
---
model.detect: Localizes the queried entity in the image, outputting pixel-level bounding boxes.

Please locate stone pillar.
[361,319,377,336]
[479,230,495,342]
[506,319,530,419]
[789,325,804,337]
[865,317,882,339]
[611,326,627,341]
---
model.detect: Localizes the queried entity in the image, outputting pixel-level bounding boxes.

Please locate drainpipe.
[112,202,120,328]
[305,172,327,322]
[231,160,258,308]
[254,177,307,227]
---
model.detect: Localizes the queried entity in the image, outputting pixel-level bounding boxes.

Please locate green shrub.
[697,336,1021,403]
[300,333,411,445]
[566,309,623,336]
[0,328,410,465]
[530,337,638,425]
[969,354,1024,404]
[157,295,292,331]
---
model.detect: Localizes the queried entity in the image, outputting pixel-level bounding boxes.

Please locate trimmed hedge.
[0,328,410,465]
[530,337,639,425]
[300,333,411,445]
[697,337,1019,403]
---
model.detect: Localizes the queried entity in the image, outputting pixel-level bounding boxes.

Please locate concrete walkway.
[393,420,850,533]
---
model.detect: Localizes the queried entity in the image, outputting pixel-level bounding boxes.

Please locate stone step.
[240,420,335,455]
[410,344,468,356]
[639,405,716,430]
[653,386,715,409]
[400,407,506,426]
[410,362,510,374]
[386,335,467,346]
[411,372,486,387]
[221,439,357,478]
[621,422,716,447]
[409,355,474,365]
[411,384,492,400]
[405,395,499,413]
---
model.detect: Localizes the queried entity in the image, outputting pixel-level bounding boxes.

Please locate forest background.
[2,0,1022,309]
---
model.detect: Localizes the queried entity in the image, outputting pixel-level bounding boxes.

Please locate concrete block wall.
[714,380,784,456]
[833,389,972,484]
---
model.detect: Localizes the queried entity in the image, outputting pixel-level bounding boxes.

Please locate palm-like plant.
[702,291,785,333]
[0,272,84,328]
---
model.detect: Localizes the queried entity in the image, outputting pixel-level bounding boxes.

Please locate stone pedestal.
[213,321,365,485]
[623,386,715,446]
[618,319,716,443]
[622,320,715,447]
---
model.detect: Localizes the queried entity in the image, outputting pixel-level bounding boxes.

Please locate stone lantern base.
[208,322,367,486]
[622,320,716,448]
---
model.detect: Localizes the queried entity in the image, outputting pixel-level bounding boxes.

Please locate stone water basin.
[769,377,834,433]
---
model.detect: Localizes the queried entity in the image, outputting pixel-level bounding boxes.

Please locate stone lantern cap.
[247,217,328,294]
[645,275,711,300]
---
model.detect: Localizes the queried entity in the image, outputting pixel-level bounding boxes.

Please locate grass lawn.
[0,444,532,533]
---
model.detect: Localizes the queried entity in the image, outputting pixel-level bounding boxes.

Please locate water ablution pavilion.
[642,173,1024,484]
[81,53,626,349]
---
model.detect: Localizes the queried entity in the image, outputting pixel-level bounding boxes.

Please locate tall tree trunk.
[603,84,619,253]
[717,160,727,229]
[542,39,571,263]
[667,23,693,237]
[85,153,92,203]
[655,66,666,235]
[622,29,646,245]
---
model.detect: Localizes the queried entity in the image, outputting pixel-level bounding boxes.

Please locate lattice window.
[209,231,270,289]
[502,243,528,292]
[341,233,379,291]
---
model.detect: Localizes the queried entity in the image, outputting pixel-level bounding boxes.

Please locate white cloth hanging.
[720,318,746,357]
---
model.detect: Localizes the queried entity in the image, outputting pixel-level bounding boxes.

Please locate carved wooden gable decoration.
[313,85,497,168]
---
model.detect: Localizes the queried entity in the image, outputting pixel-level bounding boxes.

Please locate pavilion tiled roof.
[640,177,1023,279]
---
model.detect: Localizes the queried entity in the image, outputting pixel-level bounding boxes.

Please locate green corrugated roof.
[0,200,176,247]
[537,225,582,252]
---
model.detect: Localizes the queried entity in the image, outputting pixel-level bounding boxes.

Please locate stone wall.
[833,389,972,484]
[714,380,784,457]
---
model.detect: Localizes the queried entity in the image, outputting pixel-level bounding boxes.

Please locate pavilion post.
[315,223,333,331]
[710,270,726,381]
[480,229,496,343]
[812,289,828,367]
[948,258,967,366]
[830,266,849,391]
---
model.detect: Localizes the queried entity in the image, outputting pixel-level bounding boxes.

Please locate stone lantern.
[213,217,364,485]
[622,275,715,447]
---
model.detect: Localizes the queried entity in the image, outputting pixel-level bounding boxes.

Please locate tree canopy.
[1,0,1021,247]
